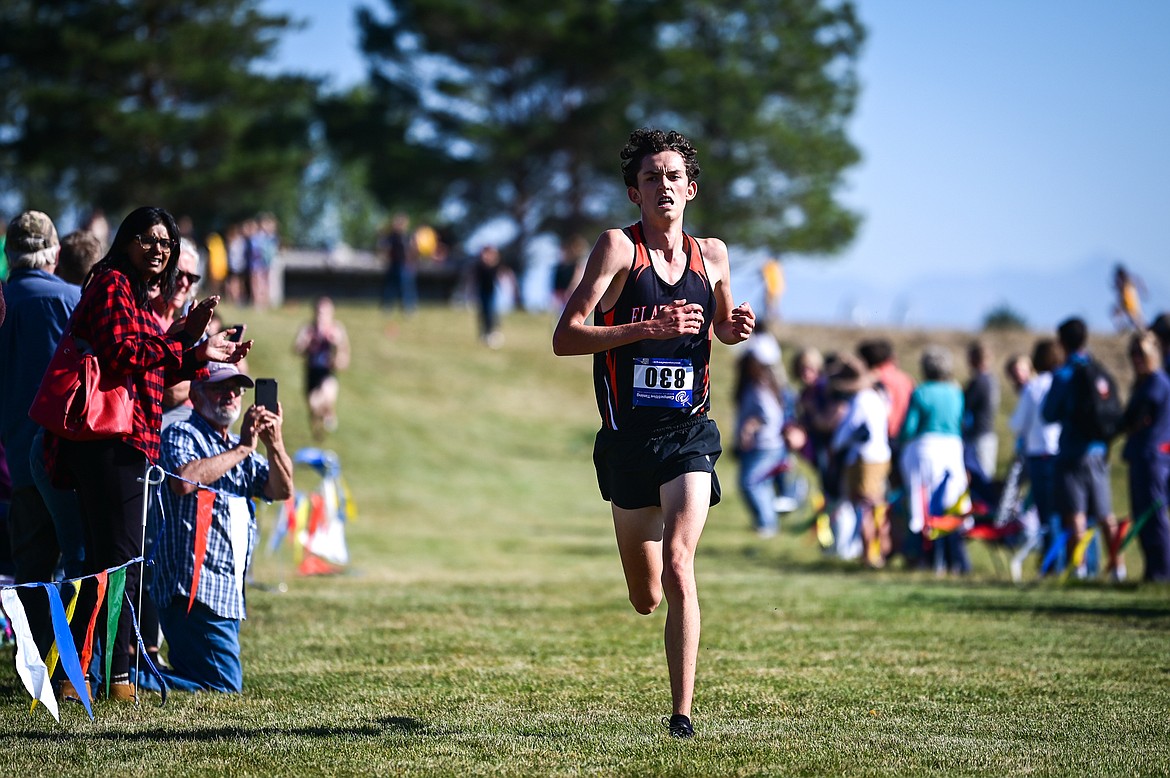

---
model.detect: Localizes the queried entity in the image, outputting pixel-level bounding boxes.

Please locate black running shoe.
[663,714,694,739]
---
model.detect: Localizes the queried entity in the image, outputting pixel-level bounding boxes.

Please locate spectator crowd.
[733,313,1170,583]
[0,207,289,708]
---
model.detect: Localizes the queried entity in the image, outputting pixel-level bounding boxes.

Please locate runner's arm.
[704,238,755,345]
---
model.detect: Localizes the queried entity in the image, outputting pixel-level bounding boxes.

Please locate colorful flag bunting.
[1,589,59,722]
[104,567,127,699]
[45,584,93,720]
[227,495,251,601]
[1120,499,1166,552]
[80,571,108,686]
[35,580,80,714]
[1040,530,1069,575]
[42,581,80,689]
[188,488,216,614]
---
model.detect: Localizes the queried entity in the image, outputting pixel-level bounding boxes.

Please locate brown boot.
[109,682,137,703]
[59,679,92,704]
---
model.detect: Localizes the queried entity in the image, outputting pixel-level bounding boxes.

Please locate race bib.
[632,357,694,408]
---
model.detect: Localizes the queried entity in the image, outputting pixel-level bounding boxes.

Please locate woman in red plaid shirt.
[51,206,251,703]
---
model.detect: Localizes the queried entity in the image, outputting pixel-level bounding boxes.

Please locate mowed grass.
[2,300,1169,777]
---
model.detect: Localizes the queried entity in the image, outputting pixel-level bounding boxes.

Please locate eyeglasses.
[203,383,245,397]
[135,234,176,252]
[179,271,202,285]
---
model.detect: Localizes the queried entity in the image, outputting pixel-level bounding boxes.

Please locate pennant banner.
[79,571,108,687]
[41,581,79,697]
[45,585,93,720]
[103,568,127,700]
[1119,500,1166,553]
[0,460,265,720]
[1,590,59,722]
[188,489,216,614]
[0,461,243,721]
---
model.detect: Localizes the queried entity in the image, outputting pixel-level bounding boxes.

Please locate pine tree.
[0,0,318,233]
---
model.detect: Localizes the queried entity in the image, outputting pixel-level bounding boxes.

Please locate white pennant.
[227,496,251,602]
[1,589,59,722]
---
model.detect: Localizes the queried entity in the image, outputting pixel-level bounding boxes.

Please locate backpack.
[1070,358,1123,441]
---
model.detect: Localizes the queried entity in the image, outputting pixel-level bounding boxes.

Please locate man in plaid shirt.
[145,362,293,693]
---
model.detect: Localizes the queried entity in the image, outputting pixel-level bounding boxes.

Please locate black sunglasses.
[135,234,177,252]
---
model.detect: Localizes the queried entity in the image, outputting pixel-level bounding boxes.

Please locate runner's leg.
[659,470,711,718]
[612,505,664,615]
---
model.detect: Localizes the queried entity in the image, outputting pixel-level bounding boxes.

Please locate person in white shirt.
[829,355,892,567]
[1008,339,1063,575]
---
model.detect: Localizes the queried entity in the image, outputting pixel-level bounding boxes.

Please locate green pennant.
[103,567,127,699]
[1119,499,1167,552]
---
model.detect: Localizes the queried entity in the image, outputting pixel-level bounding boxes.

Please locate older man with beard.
[143,362,293,693]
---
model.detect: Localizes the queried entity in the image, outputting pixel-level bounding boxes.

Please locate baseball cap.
[743,335,781,366]
[198,362,255,388]
[6,210,60,263]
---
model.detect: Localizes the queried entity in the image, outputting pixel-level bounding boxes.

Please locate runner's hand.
[650,299,704,339]
[726,301,755,343]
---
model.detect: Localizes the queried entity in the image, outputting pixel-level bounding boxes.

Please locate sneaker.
[774,496,799,514]
[662,714,694,739]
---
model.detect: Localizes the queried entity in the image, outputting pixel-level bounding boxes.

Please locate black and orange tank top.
[592,222,716,432]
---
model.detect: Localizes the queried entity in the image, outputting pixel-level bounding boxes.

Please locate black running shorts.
[593,415,722,510]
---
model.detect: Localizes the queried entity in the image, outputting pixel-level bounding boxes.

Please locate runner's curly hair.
[620,129,700,187]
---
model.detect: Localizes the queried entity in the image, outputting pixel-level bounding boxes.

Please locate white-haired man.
[0,211,86,586]
[143,362,293,693]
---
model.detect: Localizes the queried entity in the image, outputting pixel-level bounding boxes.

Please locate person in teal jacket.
[900,345,969,574]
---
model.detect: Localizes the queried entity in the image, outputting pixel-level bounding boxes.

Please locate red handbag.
[28,332,134,440]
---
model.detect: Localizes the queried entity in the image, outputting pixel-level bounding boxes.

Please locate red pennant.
[188,489,216,614]
[298,553,342,576]
[307,493,325,537]
[79,571,108,677]
[1111,518,1132,559]
[925,514,964,535]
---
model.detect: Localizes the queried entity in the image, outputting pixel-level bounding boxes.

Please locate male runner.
[553,129,755,738]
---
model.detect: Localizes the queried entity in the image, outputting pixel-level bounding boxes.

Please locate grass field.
[2,301,1168,777]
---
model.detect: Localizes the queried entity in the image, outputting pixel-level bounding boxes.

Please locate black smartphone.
[226,324,246,342]
[254,378,278,411]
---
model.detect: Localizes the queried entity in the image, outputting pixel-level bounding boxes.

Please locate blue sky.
[263,1,1170,332]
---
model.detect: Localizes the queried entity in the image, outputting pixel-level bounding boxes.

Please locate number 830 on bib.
[632,357,694,408]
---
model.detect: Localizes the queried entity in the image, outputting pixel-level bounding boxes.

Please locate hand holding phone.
[227,324,246,343]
